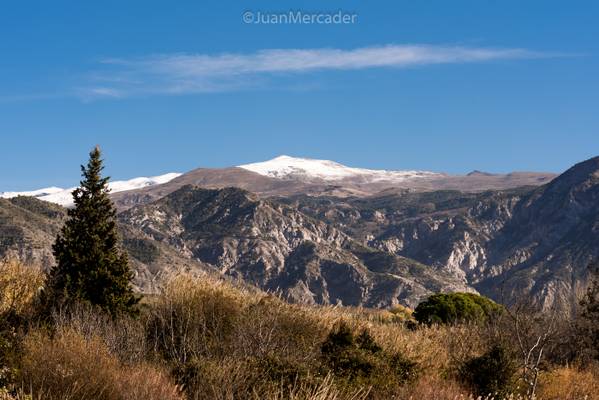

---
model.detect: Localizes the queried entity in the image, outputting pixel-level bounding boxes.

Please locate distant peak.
[467,170,495,177]
[238,156,440,182]
[1,172,182,207]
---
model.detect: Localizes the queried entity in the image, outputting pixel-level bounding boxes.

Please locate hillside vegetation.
[1,259,598,400]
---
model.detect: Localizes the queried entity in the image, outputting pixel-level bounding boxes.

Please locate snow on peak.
[238,155,441,182]
[1,172,182,207]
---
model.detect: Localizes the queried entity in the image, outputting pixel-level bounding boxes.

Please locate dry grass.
[263,374,371,400]
[20,328,183,400]
[537,366,599,400]
[0,259,43,316]
[2,265,598,400]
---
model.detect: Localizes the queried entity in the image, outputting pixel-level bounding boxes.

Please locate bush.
[147,275,244,366]
[321,322,378,379]
[321,321,417,386]
[50,303,148,364]
[537,366,599,400]
[413,292,503,325]
[575,262,599,364]
[0,260,44,392]
[19,328,182,400]
[459,343,516,398]
[0,259,43,317]
[234,296,325,361]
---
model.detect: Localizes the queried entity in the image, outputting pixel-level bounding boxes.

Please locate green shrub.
[321,323,377,379]
[459,344,516,398]
[413,292,503,325]
[123,238,160,264]
[320,322,417,385]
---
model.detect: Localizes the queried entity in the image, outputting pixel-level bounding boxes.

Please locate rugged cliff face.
[479,156,599,310]
[118,185,473,307]
[0,197,66,266]
[0,196,208,293]
[280,157,599,311]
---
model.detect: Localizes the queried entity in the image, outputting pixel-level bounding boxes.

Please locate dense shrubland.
[0,259,598,400]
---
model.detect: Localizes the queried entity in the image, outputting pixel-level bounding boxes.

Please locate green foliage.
[257,355,310,387]
[459,344,516,398]
[577,262,599,362]
[413,292,503,325]
[0,324,17,390]
[321,323,375,378]
[45,146,139,317]
[123,238,160,264]
[321,322,417,385]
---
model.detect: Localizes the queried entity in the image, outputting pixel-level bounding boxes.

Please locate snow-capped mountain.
[1,172,182,207]
[238,155,443,182]
[2,156,557,210]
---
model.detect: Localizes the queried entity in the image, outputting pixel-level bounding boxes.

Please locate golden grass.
[20,328,183,400]
[0,259,43,316]
[537,366,599,400]
[1,265,598,400]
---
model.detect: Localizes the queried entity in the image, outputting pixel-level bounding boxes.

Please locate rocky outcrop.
[3,156,598,312]
[119,185,473,307]
[281,157,599,311]
[0,196,209,293]
[0,196,66,266]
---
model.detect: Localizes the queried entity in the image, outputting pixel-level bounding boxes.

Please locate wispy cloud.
[81,44,553,98]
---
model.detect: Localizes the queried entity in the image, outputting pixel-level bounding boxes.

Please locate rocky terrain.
[118,185,471,307]
[0,196,208,293]
[1,155,597,311]
[279,157,599,311]
[0,196,66,266]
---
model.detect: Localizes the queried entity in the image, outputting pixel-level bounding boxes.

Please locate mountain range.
[1,172,182,207]
[2,155,597,312]
[2,155,555,207]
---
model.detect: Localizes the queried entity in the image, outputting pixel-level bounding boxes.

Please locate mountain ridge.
[2,155,596,312]
[117,184,472,307]
[1,156,557,209]
[1,172,182,207]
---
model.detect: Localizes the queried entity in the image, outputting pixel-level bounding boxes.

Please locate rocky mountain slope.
[0,196,66,265]
[278,156,599,311]
[118,185,472,307]
[1,156,595,311]
[0,196,208,293]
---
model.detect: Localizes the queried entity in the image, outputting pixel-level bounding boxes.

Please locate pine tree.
[46,146,139,316]
[578,261,599,361]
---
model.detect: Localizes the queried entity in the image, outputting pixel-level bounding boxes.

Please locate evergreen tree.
[578,261,599,361]
[46,146,139,316]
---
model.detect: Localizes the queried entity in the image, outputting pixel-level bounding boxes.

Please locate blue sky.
[1,0,598,190]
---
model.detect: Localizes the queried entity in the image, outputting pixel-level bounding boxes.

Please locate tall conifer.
[47,146,138,315]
